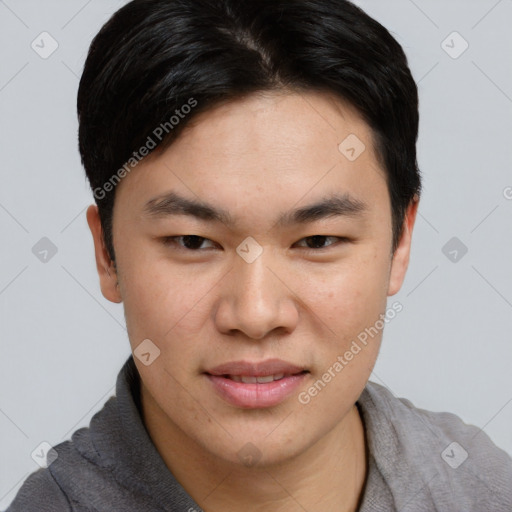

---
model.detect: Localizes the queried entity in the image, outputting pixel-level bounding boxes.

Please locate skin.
[87,90,419,512]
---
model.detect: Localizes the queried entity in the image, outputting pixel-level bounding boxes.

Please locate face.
[88,90,417,467]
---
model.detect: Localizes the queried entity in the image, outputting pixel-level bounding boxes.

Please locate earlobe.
[86,205,123,304]
[387,195,420,296]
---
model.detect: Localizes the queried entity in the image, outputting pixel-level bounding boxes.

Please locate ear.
[86,204,122,303]
[387,195,420,296]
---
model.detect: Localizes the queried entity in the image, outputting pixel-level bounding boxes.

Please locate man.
[7,0,512,510]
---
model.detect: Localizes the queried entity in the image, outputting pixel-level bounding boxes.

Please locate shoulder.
[363,380,512,467]
[359,381,512,511]
[5,401,119,511]
[5,452,72,512]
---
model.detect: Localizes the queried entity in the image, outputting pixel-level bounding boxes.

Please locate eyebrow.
[142,191,368,227]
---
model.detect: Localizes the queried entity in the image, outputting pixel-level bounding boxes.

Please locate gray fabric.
[6,356,512,511]
[357,451,395,511]
[358,381,512,511]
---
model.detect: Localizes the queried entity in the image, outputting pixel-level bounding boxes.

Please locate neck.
[141,385,368,512]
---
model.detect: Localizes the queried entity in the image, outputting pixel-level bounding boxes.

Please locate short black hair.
[78,0,422,262]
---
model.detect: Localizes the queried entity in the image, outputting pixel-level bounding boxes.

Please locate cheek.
[118,251,220,359]
[298,249,390,335]
[295,259,387,417]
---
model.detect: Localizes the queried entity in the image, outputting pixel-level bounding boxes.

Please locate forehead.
[115,90,389,227]
[174,90,377,165]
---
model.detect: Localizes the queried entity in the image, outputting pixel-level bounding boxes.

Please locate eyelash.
[161,235,349,252]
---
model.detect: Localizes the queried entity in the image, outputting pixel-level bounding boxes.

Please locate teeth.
[228,373,286,383]
[256,375,274,383]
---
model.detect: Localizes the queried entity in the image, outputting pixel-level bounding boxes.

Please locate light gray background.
[1,0,511,507]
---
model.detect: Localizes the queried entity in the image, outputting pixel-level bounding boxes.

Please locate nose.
[214,249,299,340]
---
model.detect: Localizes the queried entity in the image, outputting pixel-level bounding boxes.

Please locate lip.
[206,358,306,377]
[204,359,308,409]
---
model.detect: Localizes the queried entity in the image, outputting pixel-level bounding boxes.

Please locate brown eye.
[294,235,347,250]
[162,235,217,250]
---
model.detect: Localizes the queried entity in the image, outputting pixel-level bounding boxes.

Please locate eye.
[294,235,348,250]
[161,234,348,252]
[162,235,218,251]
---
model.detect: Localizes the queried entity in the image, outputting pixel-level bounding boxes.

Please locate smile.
[225,373,287,383]
[204,359,309,408]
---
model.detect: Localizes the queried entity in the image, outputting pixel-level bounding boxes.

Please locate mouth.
[205,358,307,377]
[221,372,304,383]
[204,359,309,408]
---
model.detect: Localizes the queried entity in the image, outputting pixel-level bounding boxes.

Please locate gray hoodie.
[6,357,512,511]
